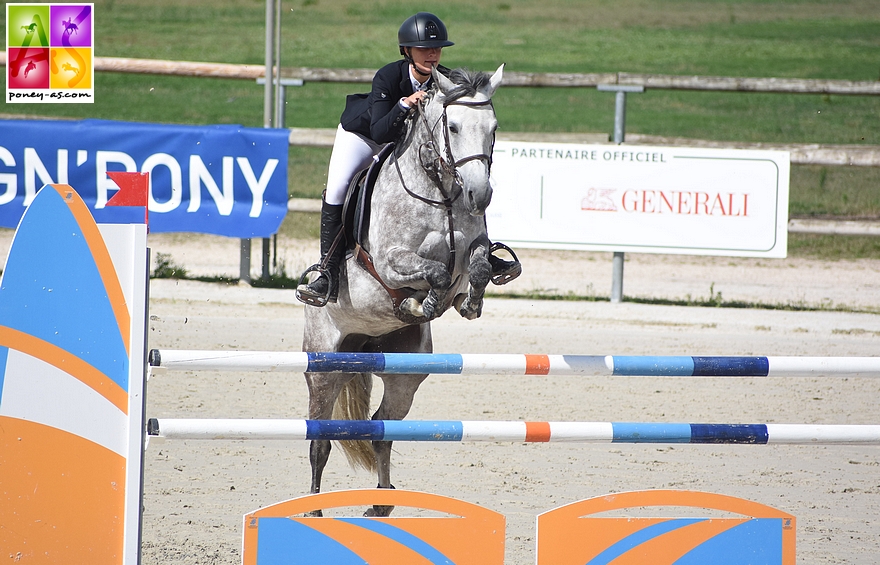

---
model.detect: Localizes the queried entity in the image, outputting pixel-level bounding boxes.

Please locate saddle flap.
[340,143,396,250]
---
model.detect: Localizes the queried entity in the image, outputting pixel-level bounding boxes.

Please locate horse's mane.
[442,68,492,103]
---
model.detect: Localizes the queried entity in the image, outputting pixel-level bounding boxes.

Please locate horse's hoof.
[421,300,436,320]
[460,308,481,320]
[364,505,394,517]
[303,509,323,517]
[459,298,483,320]
[400,297,423,317]
[420,289,442,321]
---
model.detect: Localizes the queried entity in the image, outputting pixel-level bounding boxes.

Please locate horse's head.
[426,64,504,216]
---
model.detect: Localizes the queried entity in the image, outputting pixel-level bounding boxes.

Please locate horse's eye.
[448,124,459,134]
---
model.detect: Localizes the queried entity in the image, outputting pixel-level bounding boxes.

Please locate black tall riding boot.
[296,200,344,306]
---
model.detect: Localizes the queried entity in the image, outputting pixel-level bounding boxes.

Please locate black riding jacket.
[340,59,450,144]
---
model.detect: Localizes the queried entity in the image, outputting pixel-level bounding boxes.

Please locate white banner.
[487,141,790,258]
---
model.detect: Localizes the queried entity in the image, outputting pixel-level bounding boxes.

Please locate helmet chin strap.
[404,47,433,79]
[412,63,432,78]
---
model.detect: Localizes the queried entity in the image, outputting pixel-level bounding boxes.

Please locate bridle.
[391,93,495,273]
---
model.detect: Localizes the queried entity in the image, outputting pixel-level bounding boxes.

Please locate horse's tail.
[332,373,376,472]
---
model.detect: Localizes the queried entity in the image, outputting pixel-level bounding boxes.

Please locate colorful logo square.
[50,5,93,48]
[7,48,50,89]
[7,4,51,48]
[50,47,92,89]
[6,3,94,103]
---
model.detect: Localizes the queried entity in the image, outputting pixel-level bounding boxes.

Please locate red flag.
[106,172,149,226]
[106,172,149,207]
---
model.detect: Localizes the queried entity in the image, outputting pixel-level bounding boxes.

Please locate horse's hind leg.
[364,372,428,517]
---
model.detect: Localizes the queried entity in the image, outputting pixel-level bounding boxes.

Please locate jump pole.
[148,350,880,377]
[146,419,880,445]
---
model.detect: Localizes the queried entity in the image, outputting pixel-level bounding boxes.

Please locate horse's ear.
[432,65,455,94]
[485,63,504,98]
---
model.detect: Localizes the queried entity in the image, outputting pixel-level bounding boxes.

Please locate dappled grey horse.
[302,64,507,516]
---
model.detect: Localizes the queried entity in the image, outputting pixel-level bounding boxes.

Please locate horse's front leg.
[304,372,350,516]
[362,324,432,517]
[382,245,452,321]
[364,372,429,517]
[457,241,491,320]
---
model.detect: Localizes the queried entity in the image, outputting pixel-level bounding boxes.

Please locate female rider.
[296,12,519,306]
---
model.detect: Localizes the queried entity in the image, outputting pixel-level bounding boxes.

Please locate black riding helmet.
[398,12,454,59]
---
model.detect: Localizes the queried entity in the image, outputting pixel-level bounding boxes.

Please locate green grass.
[788,233,880,260]
[278,211,321,240]
[288,146,331,200]
[790,166,880,218]
[4,0,880,258]
[4,0,878,139]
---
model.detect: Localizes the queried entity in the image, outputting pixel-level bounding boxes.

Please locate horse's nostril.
[463,189,473,206]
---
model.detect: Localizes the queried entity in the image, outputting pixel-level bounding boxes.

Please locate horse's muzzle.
[459,160,493,215]
[466,184,492,216]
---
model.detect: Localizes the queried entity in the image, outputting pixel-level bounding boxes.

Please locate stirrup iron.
[295,264,333,307]
[489,242,522,285]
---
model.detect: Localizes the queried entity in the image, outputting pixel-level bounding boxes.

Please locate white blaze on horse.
[302,64,515,516]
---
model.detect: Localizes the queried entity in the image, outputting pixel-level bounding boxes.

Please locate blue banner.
[0,119,289,237]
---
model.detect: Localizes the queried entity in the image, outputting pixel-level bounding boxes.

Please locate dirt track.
[141,232,880,564]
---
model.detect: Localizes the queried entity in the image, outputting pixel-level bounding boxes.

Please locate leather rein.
[391,95,495,274]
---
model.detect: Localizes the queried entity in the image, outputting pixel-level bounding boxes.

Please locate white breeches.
[324,124,385,205]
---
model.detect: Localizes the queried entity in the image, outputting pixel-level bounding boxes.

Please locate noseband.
[439,98,496,173]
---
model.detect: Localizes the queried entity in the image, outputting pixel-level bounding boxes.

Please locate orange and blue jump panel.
[537,489,795,565]
[242,489,504,565]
